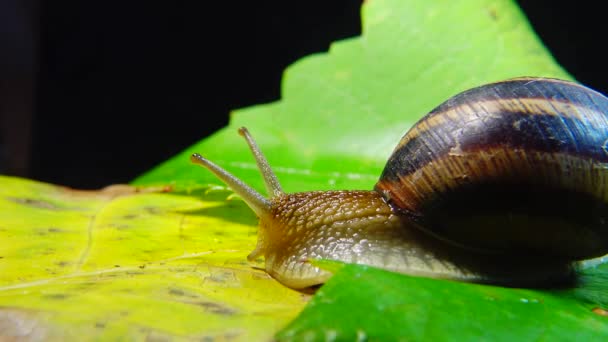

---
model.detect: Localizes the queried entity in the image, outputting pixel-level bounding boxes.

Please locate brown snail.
[191,77,608,290]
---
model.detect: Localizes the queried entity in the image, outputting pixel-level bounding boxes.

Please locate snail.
[191,77,608,290]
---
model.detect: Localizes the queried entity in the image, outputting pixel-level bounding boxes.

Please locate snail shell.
[192,77,608,290]
[376,77,608,260]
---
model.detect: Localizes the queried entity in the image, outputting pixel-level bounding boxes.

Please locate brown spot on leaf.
[59,184,172,200]
[179,234,192,241]
[144,206,164,215]
[76,282,97,291]
[6,197,60,210]
[196,302,237,316]
[44,293,68,300]
[56,261,70,267]
[487,7,498,20]
[592,307,608,316]
[35,227,64,236]
[169,288,185,296]
[168,287,198,298]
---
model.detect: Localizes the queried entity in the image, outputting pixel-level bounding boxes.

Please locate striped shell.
[375,78,608,260]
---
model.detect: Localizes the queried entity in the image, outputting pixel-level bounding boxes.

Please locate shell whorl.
[375,78,608,259]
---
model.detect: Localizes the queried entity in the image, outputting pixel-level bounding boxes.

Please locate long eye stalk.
[190,153,271,218]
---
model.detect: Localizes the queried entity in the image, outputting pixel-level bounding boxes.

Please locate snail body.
[192,77,608,290]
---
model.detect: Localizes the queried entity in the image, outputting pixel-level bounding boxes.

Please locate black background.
[4,1,608,188]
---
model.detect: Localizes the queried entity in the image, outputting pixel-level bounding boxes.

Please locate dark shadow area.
[28,1,364,188]
[183,200,258,227]
[1,1,606,188]
[517,1,608,94]
[168,186,258,226]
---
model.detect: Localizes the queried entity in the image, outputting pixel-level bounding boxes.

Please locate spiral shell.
[375,77,608,260]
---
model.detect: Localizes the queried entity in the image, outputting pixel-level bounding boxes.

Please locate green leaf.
[134,0,570,195]
[277,264,608,341]
[0,176,307,340]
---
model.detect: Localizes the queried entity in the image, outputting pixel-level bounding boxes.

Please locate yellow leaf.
[0,176,307,340]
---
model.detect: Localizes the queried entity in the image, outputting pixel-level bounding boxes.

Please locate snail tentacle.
[190,153,271,218]
[238,127,284,198]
